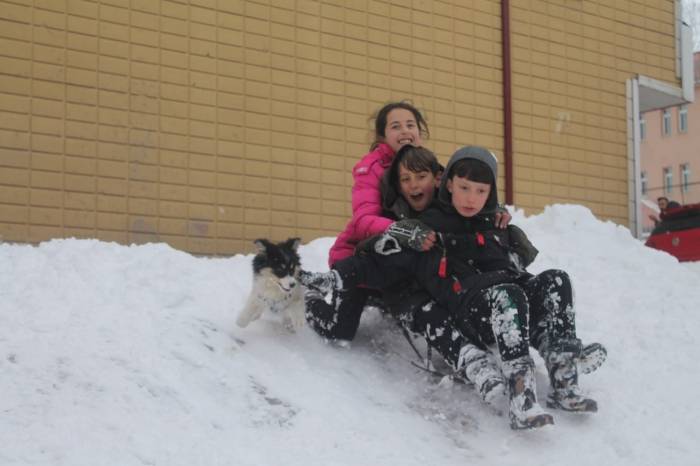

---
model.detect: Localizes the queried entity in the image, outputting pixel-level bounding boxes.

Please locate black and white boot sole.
[576,343,607,375]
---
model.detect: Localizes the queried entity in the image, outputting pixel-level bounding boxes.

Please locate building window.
[662,110,672,136]
[679,105,688,133]
[663,167,673,194]
[681,164,691,193]
[641,171,648,196]
[640,117,646,140]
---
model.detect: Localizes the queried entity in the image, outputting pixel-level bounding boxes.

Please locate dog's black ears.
[253,238,300,253]
[284,237,301,251]
[253,239,272,254]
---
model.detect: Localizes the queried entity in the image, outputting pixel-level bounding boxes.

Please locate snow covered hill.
[1,204,699,466]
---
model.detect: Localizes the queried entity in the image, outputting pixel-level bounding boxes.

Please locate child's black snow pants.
[303,249,446,342]
[303,268,474,372]
[325,251,579,364]
[428,269,578,362]
[304,282,471,371]
[304,286,376,341]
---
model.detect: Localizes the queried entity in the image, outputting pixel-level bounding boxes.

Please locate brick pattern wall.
[0,0,680,253]
[510,0,677,222]
[0,0,506,254]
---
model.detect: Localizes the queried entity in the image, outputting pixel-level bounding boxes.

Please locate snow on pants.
[305,284,470,371]
[303,275,470,371]
[308,250,577,366]
[304,286,375,341]
[315,250,512,365]
[303,250,442,342]
[409,299,469,370]
[459,269,577,362]
[519,269,577,354]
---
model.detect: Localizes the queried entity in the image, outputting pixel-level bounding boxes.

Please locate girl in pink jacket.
[328,102,430,266]
[304,101,430,342]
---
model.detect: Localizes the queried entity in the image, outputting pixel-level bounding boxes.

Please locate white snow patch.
[1,204,699,466]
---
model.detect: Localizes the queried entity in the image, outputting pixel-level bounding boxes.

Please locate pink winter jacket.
[328,143,396,266]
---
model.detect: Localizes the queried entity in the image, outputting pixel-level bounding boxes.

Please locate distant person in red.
[649,196,681,225]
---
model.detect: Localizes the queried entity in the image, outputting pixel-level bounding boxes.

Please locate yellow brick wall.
[0,0,679,253]
[510,0,677,223]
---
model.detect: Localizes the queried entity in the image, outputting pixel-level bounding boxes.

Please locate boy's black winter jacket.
[356,198,539,318]
[416,145,539,306]
[420,203,537,278]
[401,202,537,307]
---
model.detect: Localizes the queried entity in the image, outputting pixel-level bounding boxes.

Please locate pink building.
[639,52,700,235]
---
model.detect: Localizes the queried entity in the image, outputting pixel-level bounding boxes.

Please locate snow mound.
[1,205,698,466]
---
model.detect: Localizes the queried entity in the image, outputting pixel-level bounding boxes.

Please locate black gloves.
[385,219,433,252]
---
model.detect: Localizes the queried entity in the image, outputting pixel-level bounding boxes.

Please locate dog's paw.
[236,304,262,328]
[283,308,306,333]
[282,320,296,333]
[282,316,301,333]
[236,314,251,328]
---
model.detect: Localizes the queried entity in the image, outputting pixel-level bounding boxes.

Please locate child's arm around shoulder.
[506,224,539,267]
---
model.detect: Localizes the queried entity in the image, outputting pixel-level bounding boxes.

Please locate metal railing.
[642,180,699,205]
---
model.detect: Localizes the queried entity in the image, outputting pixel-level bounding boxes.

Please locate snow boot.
[576,342,607,375]
[302,286,325,305]
[545,350,598,413]
[502,356,554,430]
[459,344,506,406]
[299,269,343,295]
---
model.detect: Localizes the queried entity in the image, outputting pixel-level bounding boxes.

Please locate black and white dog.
[236,238,305,332]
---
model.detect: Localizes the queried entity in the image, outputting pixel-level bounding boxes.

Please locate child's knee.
[541,269,571,288]
[487,283,528,314]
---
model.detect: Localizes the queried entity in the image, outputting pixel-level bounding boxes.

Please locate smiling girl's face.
[382,108,423,153]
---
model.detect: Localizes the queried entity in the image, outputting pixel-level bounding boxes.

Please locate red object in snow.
[645,202,700,262]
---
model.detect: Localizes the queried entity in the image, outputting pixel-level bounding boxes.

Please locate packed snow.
[1,204,699,466]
